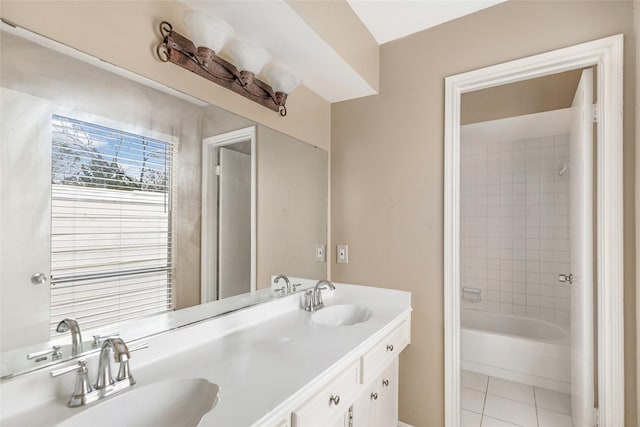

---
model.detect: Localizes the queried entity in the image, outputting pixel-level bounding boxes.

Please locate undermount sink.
[311,304,371,326]
[56,378,219,427]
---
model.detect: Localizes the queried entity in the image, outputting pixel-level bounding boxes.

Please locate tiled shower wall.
[460,134,571,326]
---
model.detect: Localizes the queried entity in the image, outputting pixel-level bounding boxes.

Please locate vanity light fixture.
[156,11,301,116]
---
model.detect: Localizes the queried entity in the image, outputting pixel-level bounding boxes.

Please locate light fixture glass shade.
[226,39,272,75]
[183,10,234,53]
[263,66,302,94]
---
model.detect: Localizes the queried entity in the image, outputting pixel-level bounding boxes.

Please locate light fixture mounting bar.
[156,21,282,114]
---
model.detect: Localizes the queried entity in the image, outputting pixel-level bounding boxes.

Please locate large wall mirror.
[0,24,328,377]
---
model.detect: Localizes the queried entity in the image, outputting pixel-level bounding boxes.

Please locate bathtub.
[461,309,571,393]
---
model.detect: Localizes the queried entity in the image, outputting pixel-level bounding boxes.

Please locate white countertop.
[0,283,411,427]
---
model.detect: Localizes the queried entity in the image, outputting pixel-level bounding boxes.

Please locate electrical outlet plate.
[315,244,326,262]
[337,244,348,264]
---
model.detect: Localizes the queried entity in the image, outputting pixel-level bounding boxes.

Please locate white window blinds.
[50,115,176,334]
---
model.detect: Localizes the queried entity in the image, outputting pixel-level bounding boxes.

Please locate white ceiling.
[347,0,507,45]
[180,1,506,103]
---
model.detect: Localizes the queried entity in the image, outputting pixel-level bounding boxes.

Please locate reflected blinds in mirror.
[49,115,176,334]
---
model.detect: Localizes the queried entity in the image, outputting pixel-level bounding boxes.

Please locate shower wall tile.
[461,133,570,327]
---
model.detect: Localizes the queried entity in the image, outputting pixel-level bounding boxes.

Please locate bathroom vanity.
[0,283,411,427]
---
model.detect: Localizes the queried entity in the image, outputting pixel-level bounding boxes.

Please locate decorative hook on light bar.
[155,21,172,63]
[155,12,301,117]
[159,21,172,39]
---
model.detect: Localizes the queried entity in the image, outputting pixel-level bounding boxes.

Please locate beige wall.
[0,0,331,152]
[331,1,636,426]
[461,69,582,124]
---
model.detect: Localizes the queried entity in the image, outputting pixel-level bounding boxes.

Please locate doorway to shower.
[443,35,624,427]
[457,68,595,427]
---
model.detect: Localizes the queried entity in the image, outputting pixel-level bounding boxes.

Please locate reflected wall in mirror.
[0,25,327,377]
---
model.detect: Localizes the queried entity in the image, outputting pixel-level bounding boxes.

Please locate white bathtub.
[461,309,571,393]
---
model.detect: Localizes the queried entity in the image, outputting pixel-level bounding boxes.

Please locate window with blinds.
[50,115,176,335]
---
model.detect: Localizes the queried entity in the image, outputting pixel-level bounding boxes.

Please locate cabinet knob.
[382,379,390,387]
[386,344,394,352]
[370,392,378,400]
[329,395,340,405]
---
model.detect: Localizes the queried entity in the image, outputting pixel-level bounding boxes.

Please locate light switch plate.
[337,244,348,264]
[315,244,326,262]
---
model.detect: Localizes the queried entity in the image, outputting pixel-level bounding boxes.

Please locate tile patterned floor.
[460,370,573,427]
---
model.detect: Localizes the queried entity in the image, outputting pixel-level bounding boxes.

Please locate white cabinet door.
[352,357,399,427]
[326,413,347,427]
[292,361,360,427]
[351,382,376,427]
[376,358,399,427]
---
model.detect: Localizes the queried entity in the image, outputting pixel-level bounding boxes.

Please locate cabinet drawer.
[361,320,409,384]
[292,360,360,427]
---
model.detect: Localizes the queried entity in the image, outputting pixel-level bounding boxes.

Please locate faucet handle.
[114,342,147,385]
[116,358,133,384]
[128,342,149,352]
[92,332,120,348]
[50,359,89,378]
[303,290,313,311]
[51,359,93,407]
[27,345,62,361]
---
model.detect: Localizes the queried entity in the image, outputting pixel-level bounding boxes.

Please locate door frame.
[444,35,624,426]
[201,126,257,303]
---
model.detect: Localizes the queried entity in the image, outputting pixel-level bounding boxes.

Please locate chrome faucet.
[304,280,336,311]
[50,339,148,407]
[274,274,291,295]
[95,338,134,389]
[56,318,83,356]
